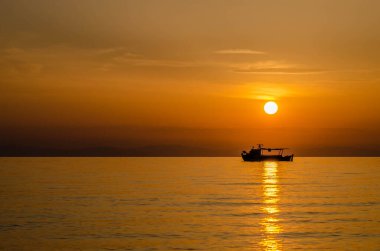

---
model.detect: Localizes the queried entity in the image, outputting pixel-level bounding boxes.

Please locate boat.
[241,144,294,162]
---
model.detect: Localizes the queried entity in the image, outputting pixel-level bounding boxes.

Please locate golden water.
[0,157,379,250]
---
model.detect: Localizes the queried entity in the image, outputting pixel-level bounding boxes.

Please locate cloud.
[234,68,327,75]
[214,49,266,55]
[231,60,327,75]
[0,48,45,78]
[1,46,328,77]
[113,57,205,68]
[95,47,141,58]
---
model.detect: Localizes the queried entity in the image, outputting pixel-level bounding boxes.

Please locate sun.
[264,101,278,115]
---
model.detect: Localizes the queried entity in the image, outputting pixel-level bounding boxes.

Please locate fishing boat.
[241,144,294,162]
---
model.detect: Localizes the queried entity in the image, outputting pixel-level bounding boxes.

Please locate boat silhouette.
[241,144,294,162]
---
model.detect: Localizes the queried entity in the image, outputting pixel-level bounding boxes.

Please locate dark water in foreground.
[0,157,380,250]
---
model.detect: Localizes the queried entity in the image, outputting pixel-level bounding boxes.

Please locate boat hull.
[242,154,294,162]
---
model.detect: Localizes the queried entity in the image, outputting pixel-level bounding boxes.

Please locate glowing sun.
[264,101,278,115]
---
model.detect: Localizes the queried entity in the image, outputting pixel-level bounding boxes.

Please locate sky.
[1,0,380,156]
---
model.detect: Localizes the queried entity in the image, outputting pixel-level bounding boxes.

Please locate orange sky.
[1,0,380,156]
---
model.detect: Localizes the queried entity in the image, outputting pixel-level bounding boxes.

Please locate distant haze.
[1,0,380,156]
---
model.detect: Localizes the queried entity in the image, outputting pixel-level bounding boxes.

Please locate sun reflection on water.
[260,161,282,251]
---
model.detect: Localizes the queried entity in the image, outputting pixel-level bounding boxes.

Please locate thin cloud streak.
[233,68,329,75]
[230,60,328,75]
[215,49,266,55]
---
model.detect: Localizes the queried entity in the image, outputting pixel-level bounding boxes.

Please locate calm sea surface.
[0,157,380,250]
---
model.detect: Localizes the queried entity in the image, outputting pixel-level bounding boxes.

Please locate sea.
[0,157,379,250]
